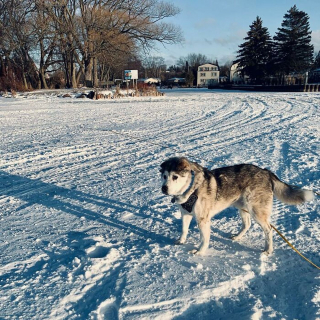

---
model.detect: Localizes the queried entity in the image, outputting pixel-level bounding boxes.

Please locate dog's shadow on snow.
[0,170,172,245]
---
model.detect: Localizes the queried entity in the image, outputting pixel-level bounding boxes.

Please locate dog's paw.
[231,234,242,241]
[188,249,205,256]
[174,238,186,245]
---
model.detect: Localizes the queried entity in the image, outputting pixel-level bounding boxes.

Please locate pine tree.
[274,5,314,75]
[314,51,320,69]
[236,16,273,84]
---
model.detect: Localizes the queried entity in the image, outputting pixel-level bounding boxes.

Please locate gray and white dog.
[160,157,314,255]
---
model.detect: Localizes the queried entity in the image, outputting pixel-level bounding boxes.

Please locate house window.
[205,67,209,71]
[199,67,203,71]
[200,73,206,77]
[211,72,217,77]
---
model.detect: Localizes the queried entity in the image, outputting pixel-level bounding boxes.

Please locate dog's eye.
[172,175,178,181]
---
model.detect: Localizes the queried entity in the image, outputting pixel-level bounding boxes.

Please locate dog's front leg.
[175,212,193,244]
[189,217,211,255]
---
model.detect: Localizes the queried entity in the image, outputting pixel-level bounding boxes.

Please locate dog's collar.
[182,170,195,196]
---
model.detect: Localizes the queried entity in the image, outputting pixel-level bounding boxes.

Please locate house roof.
[168,78,186,83]
[137,78,161,83]
[199,63,219,67]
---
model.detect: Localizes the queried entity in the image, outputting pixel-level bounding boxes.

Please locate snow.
[0,88,319,320]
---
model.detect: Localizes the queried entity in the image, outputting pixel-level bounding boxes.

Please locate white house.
[197,63,219,87]
[230,62,243,83]
[138,78,161,84]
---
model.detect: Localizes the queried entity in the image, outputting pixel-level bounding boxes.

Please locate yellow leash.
[270,224,320,270]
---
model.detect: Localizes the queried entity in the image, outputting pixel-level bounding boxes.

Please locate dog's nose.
[162,185,168,194]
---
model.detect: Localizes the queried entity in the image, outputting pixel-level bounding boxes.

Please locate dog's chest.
[180,191,198,213]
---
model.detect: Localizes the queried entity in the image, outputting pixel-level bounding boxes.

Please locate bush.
[0,73,27,92]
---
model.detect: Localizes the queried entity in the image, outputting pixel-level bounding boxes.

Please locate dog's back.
[210,164,272,201]
[210,164,314,205]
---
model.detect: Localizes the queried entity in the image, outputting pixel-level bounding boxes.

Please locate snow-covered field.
[0,88,319,320]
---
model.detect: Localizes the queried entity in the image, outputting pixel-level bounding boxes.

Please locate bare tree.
[143,56,165,78]
[46,0,182,87]
[177,53,209,69]
[31,1,63,89]
[1,0,183,90]
[0,0,38,90]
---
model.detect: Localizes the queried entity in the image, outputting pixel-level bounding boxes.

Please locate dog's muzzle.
[162,185,168,195]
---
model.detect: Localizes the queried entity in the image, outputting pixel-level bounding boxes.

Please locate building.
[197,63,219,87]
[309,68,320,83]
[138,78,161,85]
[167,78,186,87]
[230,62,251,84]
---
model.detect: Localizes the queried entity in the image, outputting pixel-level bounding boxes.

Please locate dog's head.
[160,157,193,196]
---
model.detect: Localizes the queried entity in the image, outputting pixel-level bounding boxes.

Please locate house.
[309,68,320,83]
[197,63,219,87]
[167,77,186,86]
[138,78,161,85]
[230,62,243,83]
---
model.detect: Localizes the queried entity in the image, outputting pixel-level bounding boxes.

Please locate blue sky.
[155,0,320,66]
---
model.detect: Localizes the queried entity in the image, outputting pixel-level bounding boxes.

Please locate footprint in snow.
[86,245,110,259]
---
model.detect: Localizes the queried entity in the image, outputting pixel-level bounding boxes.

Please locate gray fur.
[269,172,315,204]
[160,157,314,255]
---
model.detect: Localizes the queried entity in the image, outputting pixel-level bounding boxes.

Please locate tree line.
[2,3,319,91]
[0,0,182,91]
[164,5,320,86]
[142,5,320,87]
[236,5,319,85]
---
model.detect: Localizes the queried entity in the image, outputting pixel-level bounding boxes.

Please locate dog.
[160,157,314,255]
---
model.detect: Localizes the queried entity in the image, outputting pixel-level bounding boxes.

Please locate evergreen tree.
[274,5,314,75]
[236,16,273,84]
[314,51,320,69]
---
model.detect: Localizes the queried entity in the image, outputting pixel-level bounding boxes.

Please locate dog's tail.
[269,172,314,205]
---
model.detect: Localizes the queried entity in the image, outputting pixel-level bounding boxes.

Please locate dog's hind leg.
[175,213,193,245]
[259,220,273,255]
[251,205,273,255]
[231,209,251,241]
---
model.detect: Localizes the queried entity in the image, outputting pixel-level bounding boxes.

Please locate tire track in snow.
[119,271,255,319]
[1,91,319,320]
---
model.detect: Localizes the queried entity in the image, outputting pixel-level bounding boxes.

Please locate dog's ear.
[160,157,191,174]
[160,162,166,172]
[189,160,202,173]
[176,157,191,173]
